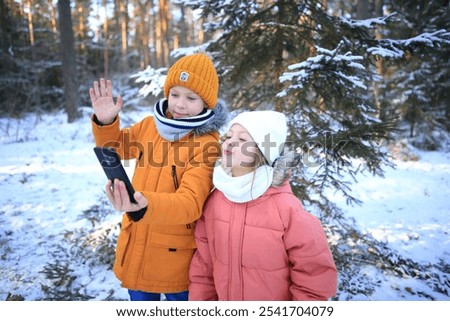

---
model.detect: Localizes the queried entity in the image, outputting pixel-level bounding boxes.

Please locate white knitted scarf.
[213,162,274,203]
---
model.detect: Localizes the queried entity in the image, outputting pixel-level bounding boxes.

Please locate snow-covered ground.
[325,146,450,300]
[0,108,449,301]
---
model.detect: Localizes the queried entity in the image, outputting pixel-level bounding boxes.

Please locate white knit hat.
[227,111,287,166]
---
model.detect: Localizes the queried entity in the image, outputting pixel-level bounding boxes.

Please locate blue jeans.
[128,289,189,301]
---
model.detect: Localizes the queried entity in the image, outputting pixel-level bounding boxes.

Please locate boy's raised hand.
[89,78,123,124]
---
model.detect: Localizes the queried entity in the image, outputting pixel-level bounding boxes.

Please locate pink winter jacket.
[189,181,337,301]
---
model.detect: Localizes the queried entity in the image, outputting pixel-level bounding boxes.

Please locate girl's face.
[167,86,205,119]
[222,124,261,176]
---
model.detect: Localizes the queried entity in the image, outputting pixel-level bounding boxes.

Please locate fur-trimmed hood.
[193,99,229,137]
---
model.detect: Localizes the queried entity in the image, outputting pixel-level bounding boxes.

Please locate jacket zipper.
[137,150,143,167]
[171,165,179,189]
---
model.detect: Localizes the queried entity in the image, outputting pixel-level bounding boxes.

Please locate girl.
[189,111,337,300]
[89,52,228,301]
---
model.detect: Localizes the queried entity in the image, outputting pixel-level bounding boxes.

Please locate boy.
[89,53,228,301]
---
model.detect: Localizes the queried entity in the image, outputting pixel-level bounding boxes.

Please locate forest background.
[0,0,449,301]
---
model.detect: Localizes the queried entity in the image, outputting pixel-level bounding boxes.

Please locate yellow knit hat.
[164,53,219,109]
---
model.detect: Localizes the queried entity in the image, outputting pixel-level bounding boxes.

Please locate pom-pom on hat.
[228,111,288,166]
[164,53,219,109]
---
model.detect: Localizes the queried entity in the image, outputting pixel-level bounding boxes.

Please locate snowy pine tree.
[380,1,450,147]
[133,0,449,211]
[278,41,397,208]
[183,0,449,213]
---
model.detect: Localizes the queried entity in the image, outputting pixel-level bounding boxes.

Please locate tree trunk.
[26,0,34,46]
[76,1,86,50]
[0,0,11,53]
[118,0,129,72]
[49,0,57,33]
[310,0,328,112]
[57,0,80,123]
[198,17,204,43]
[157,0,169,66]
[102,0,109,77]
[356,0,370,19]
[137,1,150,68]
[373,0,386,121]
[274,1,286,112]
[120,0,128,57]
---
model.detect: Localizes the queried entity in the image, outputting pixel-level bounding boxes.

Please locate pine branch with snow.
[278,41,397,207]
[130,66,167,98]
[368,29,450,59]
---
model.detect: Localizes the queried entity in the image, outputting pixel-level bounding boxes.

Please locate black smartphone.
[93,147,137,204]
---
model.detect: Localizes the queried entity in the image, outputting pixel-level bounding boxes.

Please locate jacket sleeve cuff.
[91,114,121,146]
[127,206,147,222]
[92,114,117,126]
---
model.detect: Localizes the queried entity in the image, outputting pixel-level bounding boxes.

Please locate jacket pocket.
[141,232,197,283]
[151,231,197,250]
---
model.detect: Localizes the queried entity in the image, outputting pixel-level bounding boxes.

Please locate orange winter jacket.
[92,101,228,293]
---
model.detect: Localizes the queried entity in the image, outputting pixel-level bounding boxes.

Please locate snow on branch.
[130,66,167,98]
[278,41,366,97]
[340,13,397,29]
[368,29,450,59]
[171,43,211,59]
[403,29,450,47]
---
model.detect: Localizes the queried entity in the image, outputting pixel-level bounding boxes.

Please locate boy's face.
[167,86,205,119]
